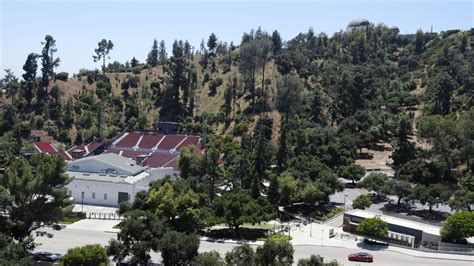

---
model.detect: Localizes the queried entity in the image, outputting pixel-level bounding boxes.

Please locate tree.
[358,173,388,198]
[159,230,199,266]
[0,134,20,168]
[21,53,38,107]
[271,30,283,55]
[276,74,304,122]
[427,71,457,115]
[413,29,424,54]
[93,39,114,74]
[382,179,412,205]
[411,184,450,212]
[213,189,275,234]
[297,255,338,266]
[107,209,163,265]
[339,164,365,184]
[39,35,60,106]
[441,211,474,243]
[225,244,255,266]
[178,145,202,179]
[192,251,224,266]
[239,38,272,109]
[254,240,294,266]
[159,40,167,64]
[147,39,159,67]
[60,244,108,266]
[0,234,32,266]
[0,154,70,242]
[449,173,474,211]
[352,195,372,210]
[207,33,218,55]
[277,172,298,206]
[356,217,388,239]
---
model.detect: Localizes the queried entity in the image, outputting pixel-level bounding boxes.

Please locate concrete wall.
[422,231,441,245]
[67,179,136,207]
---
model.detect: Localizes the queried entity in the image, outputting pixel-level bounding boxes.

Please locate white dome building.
[346,18,370,32]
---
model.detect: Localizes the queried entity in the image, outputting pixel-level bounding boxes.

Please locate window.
[104,193,107,200]
[92,192,96,199]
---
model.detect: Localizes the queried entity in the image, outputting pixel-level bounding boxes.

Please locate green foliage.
[277,172,298,206]
[178,145,202,179]
[107,209,163,265]
[225,244,255,266]
[0,154,71,241]
[258,233,292,242]
[356,217,389,239]
[159,230,200,266]
[411,184,451,211]
[55,72,69,81]
[254,240,294,266]
[60,244,108,266]
[441,211,474,243]
[93,39,114,73]
[352,195,372,210]
[192,250,224,266]
[213,189,275,233]
[339,164,365,184]
[358,173,389,197]
[0,234,32,266]
[382,179,412,205]
[297,255,338,266]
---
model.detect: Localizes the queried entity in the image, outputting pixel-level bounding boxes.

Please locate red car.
[348,252,373,262]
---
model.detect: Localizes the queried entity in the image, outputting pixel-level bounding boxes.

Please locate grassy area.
[319,208,344,222]
[257,233,292,242]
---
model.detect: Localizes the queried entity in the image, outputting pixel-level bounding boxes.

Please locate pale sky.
[1,0,473,78]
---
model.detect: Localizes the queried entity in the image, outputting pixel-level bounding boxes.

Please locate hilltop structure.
[347,18,370,32]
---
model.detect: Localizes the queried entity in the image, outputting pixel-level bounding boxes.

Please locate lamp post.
[310,218,313,237]
[81,191,84,212]
[321,229,324,246]
[343,194,348,211]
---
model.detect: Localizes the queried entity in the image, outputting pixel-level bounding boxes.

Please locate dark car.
[348,252,373,262]
[33,252,62,262]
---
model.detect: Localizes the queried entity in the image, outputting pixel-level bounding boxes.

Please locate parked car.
[348,252,373,262]
[33,252,62,262]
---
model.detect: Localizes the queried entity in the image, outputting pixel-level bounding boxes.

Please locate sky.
[1,0,473,78]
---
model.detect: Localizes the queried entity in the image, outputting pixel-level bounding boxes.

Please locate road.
[35,227,473,265]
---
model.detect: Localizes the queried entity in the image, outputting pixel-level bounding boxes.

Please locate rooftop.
[69,153,146,176]
[346,209,441,236]
[67,170,149,184]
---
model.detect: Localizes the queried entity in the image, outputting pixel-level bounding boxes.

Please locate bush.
[60,244,108,266]
[352,195,372,210]
[255,240,294,266]
[356,217,388,239]
[441,211,474,243]
[55,72,69,81]
[258,233,292,242]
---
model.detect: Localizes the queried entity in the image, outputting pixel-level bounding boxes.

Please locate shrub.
[352,195,372,210]
[356,217,388,239]
[60,244,108,266]
[55,72,69,81]
[441,211,474,243]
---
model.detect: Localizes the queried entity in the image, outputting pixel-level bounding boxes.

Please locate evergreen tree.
[271,30,283,55]
[207,33,218,55]
[39,35,60,108]
[21,53,38,107]
[159,40,167,64]
[147,39,159,67]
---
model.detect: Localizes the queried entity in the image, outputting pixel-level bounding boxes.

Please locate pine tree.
[93,39,114,74]
[158,40,167,64]
[21,53,38,107]
[146,39,159,67]
[39,35,60,108]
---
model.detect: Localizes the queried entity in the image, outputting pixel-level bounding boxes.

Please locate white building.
[66,153,175,206]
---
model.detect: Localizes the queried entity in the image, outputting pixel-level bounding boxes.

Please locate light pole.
[321,229,324,246]
[343,194,348,211]
[81,191,84,212]
[310,218,313,237]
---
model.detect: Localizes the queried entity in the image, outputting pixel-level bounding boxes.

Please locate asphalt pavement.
[34,225,473,265]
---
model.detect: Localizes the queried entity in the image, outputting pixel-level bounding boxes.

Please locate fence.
[86,212,122,220]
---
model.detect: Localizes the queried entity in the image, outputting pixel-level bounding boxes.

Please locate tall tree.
[39,35,60,107]
[207,33,218,55]
[93,39,114,74]
[0,154,70,242]
[21,54,38,107]
[158,40,167,64]
[271,30,283,55]
[147,39,159,67]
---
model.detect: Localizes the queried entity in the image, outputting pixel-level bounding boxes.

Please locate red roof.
[115,132,141,148]
[157,135,186,150]
[34,142,58,153]
[139,134,164,149]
